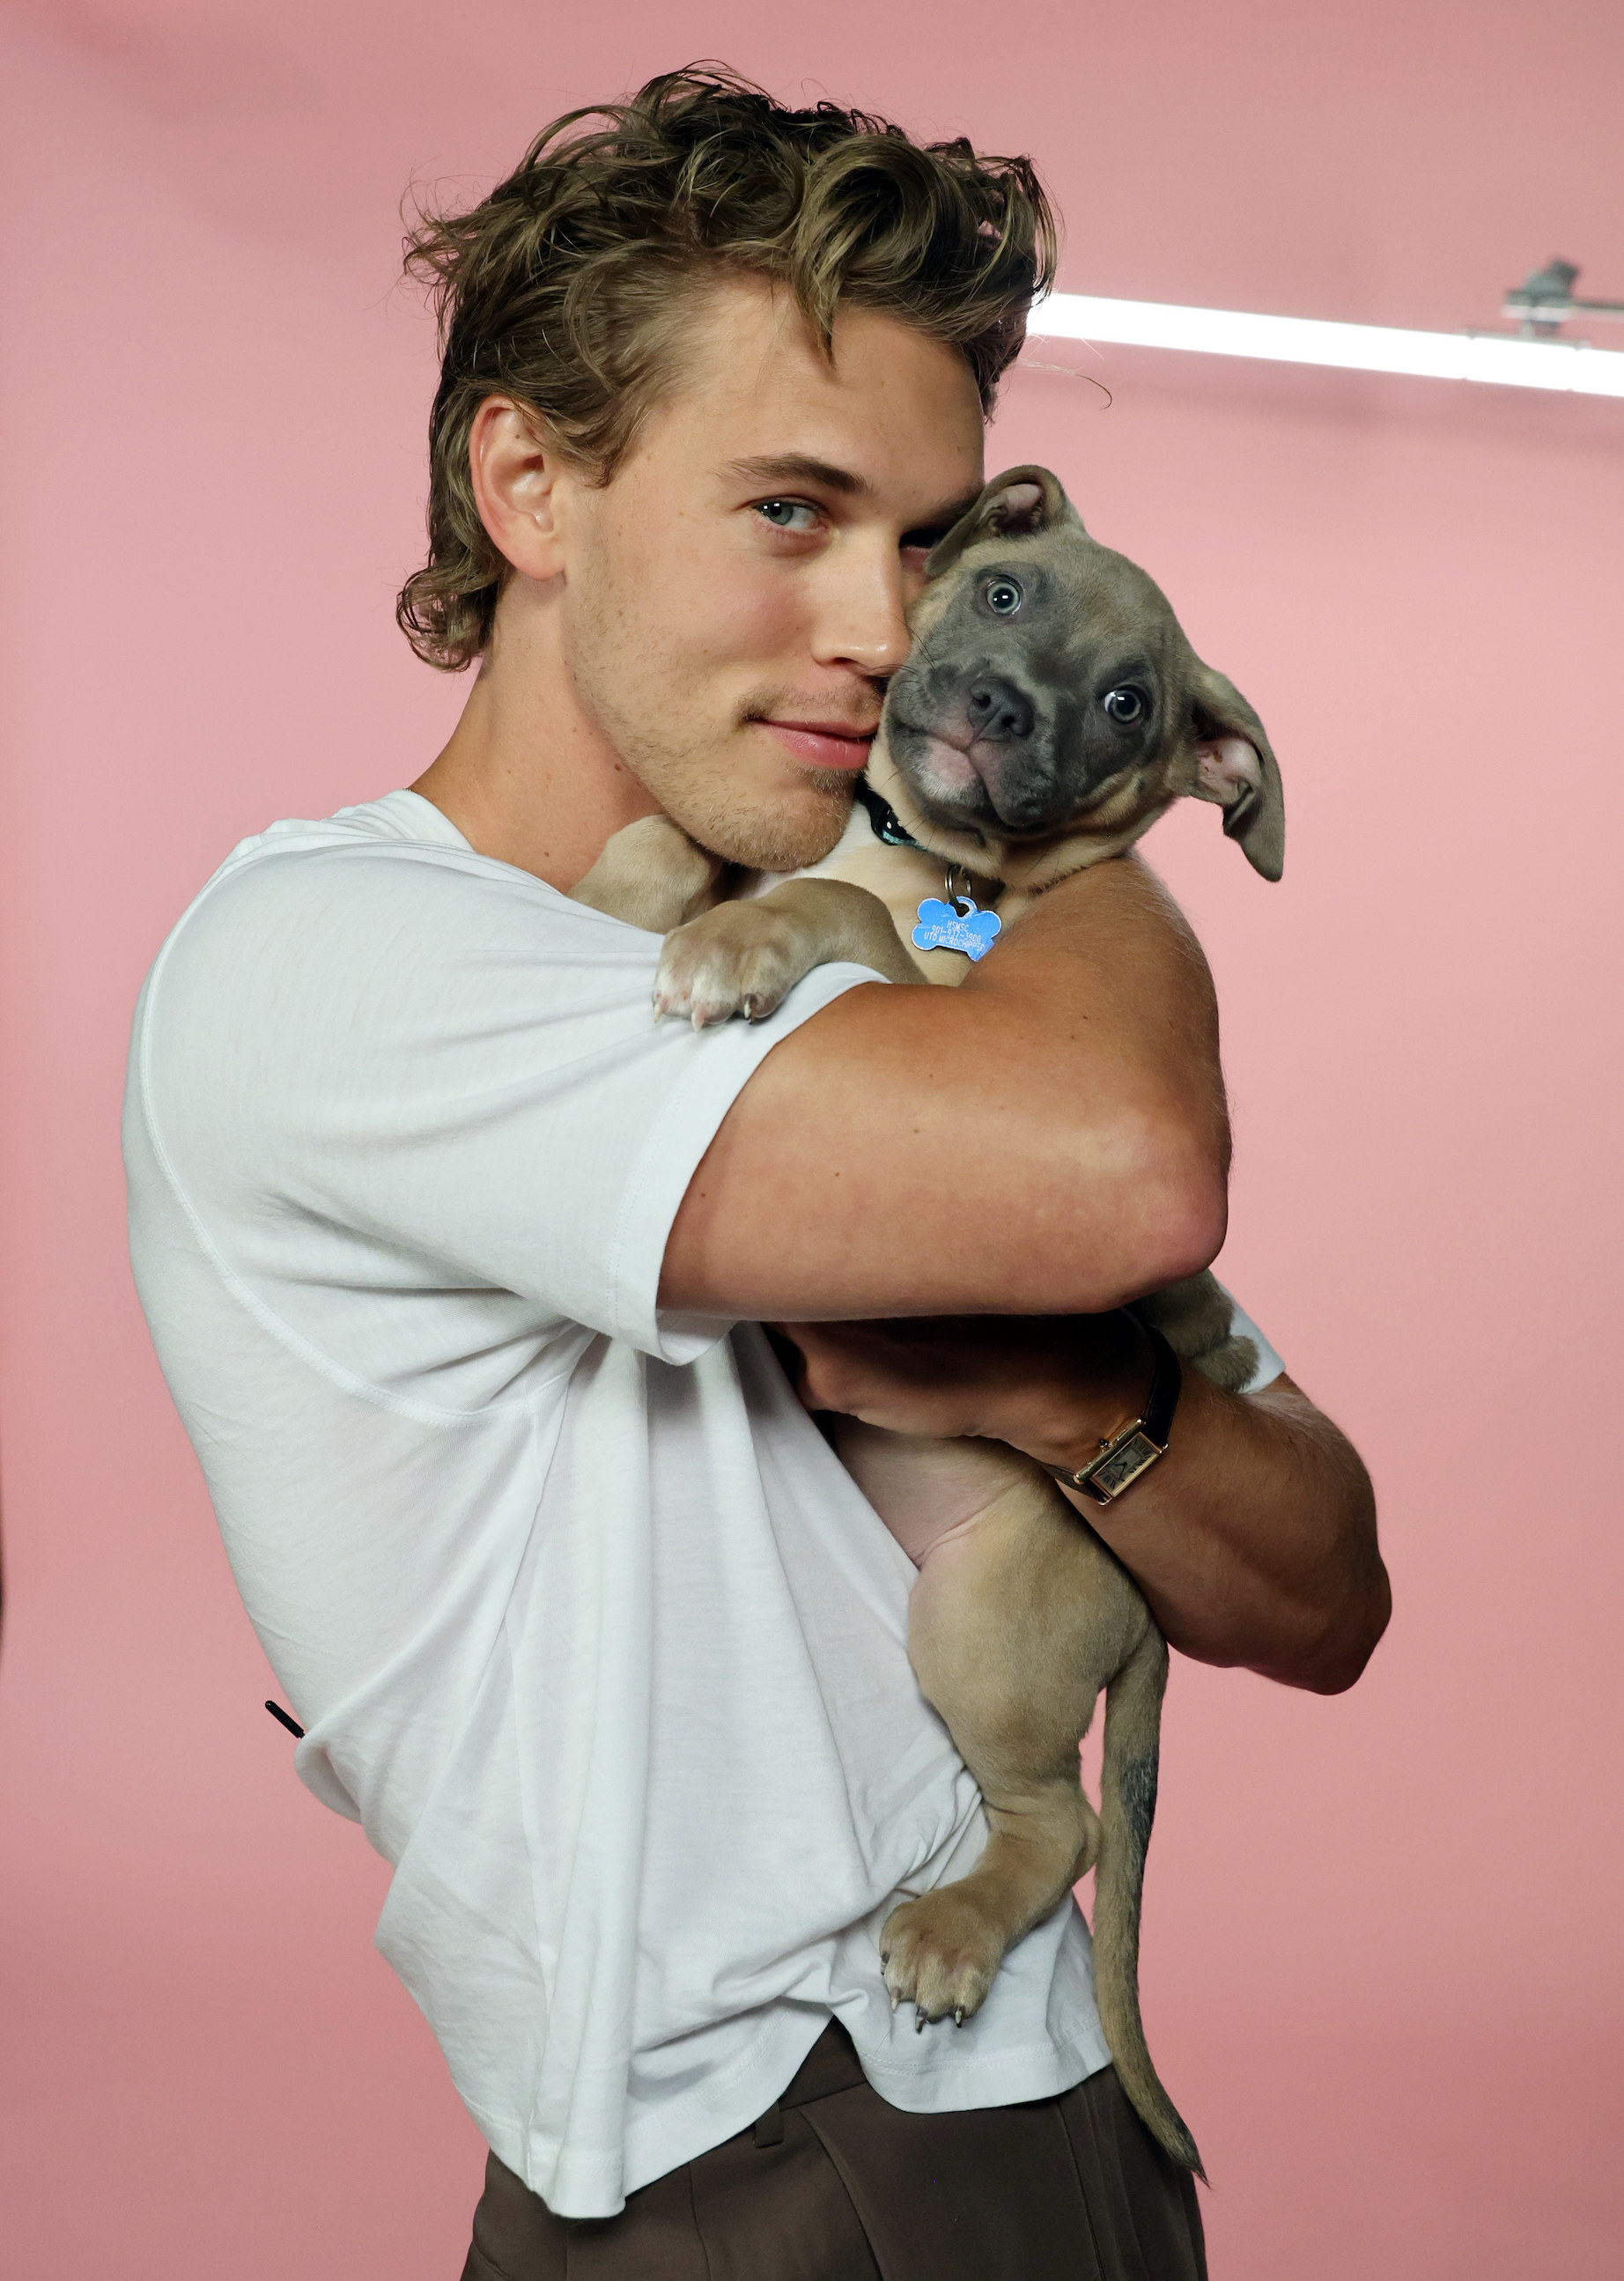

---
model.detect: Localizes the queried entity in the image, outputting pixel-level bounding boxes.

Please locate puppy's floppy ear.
[1189,663,1285,882]
[925,465,1078,578]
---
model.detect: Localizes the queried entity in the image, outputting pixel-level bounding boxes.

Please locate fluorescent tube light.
[1030,292,1624,398]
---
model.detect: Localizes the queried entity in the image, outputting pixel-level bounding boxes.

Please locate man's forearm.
[662,855,1230,1321]
[1031,1370,1388,1694]
[779,1313,1389,1695]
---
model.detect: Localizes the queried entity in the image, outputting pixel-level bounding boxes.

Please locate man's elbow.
[1150,1148,1230,1289]
[1296,1564,1393,1695]
[1098,1103,1230,1300]
[984,1081,1229,1313]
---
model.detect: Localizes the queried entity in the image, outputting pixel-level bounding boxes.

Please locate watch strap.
[1138,1322,1182,1446]
[1043,1323,1183,1506]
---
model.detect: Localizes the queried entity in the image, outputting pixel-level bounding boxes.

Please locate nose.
[965,676,1034,742]
[811,535,911,681]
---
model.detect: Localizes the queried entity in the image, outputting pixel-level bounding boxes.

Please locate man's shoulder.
[132,789,665,1108]
[197,788,484,905]
[157,790,590,985]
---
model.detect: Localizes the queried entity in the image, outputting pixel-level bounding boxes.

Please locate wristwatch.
[1041,1323,1183,1506]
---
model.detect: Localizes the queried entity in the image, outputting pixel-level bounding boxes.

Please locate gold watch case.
[1069,1424,1167,1503]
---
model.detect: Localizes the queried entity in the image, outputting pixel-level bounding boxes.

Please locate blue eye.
[984,575,1023,616]
[1104,686,1146,725]
[757,498,818,531]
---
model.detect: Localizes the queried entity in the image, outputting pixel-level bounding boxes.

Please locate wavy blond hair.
[396,64,1058,669]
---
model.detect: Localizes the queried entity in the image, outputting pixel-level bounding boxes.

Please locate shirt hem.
[460,2012,1111,2220]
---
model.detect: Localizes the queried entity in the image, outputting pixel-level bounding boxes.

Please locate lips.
[757,720,876,773]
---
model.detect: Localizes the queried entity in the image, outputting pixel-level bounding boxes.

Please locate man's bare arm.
[661,857,1229,1322]
[1063,1373,1387,1693]
[776,1314,1389,1694]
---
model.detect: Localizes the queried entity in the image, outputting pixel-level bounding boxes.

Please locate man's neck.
[411,600,660,892]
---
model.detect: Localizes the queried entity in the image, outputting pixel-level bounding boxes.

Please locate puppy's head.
[873,466,1284,887]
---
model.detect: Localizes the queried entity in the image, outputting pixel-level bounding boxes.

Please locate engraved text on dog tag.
[912,895,1002,962]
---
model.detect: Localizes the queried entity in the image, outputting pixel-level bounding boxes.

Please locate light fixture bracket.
[1502,259,1624,339]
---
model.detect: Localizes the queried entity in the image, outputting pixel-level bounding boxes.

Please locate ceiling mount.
[1502,259,1624,340]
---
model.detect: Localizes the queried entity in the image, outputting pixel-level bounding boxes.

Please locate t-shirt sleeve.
[134,840,884,1367]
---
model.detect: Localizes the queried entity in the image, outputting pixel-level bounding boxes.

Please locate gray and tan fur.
[571,468,1287,2177]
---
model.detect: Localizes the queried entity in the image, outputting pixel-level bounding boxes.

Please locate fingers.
[772,1324,874,1415]
[783,1329,952,1425]
[762,1325,812,1406]
[784,1336,849,1414]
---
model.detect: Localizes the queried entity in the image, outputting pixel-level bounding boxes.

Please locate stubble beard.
[565,586,860,873]
[585,677,857,871]
[653,731,857,873]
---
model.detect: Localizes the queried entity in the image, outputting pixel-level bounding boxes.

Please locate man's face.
[551,277,987,870]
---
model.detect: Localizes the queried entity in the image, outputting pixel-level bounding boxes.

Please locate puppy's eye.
[983,576,1024,616]
[1103,686,1147,725]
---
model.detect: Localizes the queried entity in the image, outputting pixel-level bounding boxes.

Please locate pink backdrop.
[3,4,1620,2273]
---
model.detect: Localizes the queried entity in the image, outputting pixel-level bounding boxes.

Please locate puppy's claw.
[880,1889,1004,2034]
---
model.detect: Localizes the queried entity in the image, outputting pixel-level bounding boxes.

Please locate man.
[125,68,1388,2279]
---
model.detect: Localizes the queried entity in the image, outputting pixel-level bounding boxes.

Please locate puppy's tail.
[1093,1623,1205,2180]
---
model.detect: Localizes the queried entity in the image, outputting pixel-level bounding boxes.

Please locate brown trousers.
[461,2023,1207,2281]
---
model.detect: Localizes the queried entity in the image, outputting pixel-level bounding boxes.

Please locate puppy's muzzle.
[964,675,1035,745]
[899,677,1081,837]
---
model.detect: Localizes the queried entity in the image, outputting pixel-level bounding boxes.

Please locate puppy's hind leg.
[881,1477,1117,2028]
[1133,1270,1259,1393]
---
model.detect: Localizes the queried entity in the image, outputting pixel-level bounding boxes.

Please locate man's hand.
[773,1313,1390,1697]
[774,1311,1155,1450]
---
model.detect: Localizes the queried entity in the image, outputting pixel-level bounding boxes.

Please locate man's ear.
[1188,663,1285,881]
[925,465,1078,578]
[469,395,570,582]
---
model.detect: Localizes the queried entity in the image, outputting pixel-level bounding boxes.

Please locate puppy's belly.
[831,1418,1034,1566]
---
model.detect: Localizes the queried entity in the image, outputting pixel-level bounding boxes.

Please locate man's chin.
[673,771,856,874]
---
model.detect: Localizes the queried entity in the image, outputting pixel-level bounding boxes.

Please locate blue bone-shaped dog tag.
[912,895,1002,962]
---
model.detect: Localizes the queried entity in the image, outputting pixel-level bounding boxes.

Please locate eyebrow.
[723,454,983,538]
[724,453,870,496]
[907,488,984,540]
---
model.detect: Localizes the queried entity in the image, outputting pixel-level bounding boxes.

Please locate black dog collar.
[854,778,924,851]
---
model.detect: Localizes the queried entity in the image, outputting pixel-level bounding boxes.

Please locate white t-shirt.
[123,788,1283,2218]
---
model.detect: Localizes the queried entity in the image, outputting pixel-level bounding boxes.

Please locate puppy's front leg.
[569,815,728,934]
[656,879,921,1028]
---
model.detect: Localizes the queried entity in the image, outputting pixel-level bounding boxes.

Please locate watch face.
[1089,1431,1163,1501]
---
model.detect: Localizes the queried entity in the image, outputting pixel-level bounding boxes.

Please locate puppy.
[571,468,1285,2175]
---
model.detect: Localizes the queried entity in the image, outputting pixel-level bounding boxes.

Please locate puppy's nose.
[965,676,1034,743]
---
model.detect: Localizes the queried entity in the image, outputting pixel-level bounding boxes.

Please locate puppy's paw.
[653,907,813,1029]
[880,1887,1008,2028]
